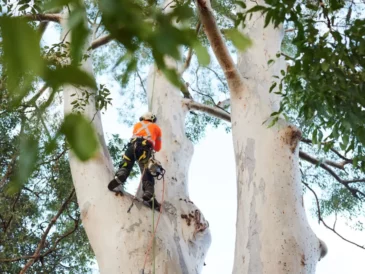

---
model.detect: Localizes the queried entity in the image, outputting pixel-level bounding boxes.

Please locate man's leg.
[108,144,135,191]
[135,143,160,210]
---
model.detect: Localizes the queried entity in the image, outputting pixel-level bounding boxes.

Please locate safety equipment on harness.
[147,157,165,180]
[139,112,157,123]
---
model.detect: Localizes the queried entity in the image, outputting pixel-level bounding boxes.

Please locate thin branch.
[189,86,230,114]
[182,98,231,122]
[205,66,228,90]
[180,81,193,99]
[181,22,202,74]
[19,189,75,274]
[303,181,365,250]
[217,98,230,108]
[23,13,61,23]
[41,216,80,258]
[3,192,22,234]
[136,71,147,95]
[301,138,353,163]
[162,0,175,11]
[285,28,296,33]
[23,187,41,199]
[0,152,18,188]
[299,151,365,199]
[195,0,243,93]
[26,84,49,106]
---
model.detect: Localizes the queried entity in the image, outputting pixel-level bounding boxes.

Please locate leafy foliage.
[238,1,365,171]
[0,89,94,272]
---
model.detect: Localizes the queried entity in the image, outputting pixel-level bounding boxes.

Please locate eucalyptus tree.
[0,0,364,273]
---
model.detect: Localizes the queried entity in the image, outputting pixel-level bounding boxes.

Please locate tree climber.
[108,112,162,210]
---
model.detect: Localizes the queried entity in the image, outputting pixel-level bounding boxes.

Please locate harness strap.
[132,122,155,146]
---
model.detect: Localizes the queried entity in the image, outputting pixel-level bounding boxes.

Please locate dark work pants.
[116,138,155,200]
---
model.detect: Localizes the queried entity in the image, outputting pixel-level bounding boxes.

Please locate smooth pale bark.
[231,1,322,273]
[61,12,210,274]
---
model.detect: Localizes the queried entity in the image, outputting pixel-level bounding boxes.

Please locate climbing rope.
[141,174,165,273]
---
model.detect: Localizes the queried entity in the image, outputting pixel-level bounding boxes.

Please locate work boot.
[107,168,128,192]
[143,197,161,211]
[142,181,160,211]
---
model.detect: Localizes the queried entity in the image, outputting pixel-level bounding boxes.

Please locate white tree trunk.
[231,1,322,273]
[61,14,210,274]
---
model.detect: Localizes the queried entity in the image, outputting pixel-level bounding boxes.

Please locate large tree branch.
[90,34,112,50]
[19,189,75,274]
[24,13,61,23]
[182,98,231,122]
[195,0,243,93]
[303,181,365,250]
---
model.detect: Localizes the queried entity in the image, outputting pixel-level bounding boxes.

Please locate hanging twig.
[303,181,365,250]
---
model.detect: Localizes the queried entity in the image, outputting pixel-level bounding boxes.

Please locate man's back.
[132,121,162,151]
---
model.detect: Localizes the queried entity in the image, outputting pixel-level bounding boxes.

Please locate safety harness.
[132,121,155,148]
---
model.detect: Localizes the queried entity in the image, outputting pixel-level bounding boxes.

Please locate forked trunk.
[61,13,210,273]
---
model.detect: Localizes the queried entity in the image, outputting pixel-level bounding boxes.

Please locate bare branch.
[205,66,228,90]
[182,98,231,122]
[303,181,365,250]
[23,14,61,23]
[136,71,147,95]
[301,138,353,163]
[0,152,18,188]
[299,151,365,199]
[195,0,243,93]
[180,82,193,99]
[285,28,296,33]
[90,34,112,50]
[19,189,75,274]
[217,98,230,108]
[41,216,80,258]
[181,22,202,74]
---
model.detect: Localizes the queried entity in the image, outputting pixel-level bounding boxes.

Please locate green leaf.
[0,17,43,103]
[321,62,330,72]
[193,42,210,66]
[269,82,277,93]
[225,29,252,52]
[60,113,99,161]
[246,5,266,13]
[161,68,182,88]
[312,128,318,144]
[7,137,38,195]
[44,65,97,90]
[234,1,246,9]
[267,116,279,128]
[69,8,89,64]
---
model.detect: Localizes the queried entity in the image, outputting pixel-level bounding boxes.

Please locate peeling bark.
[231,1,322,273]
